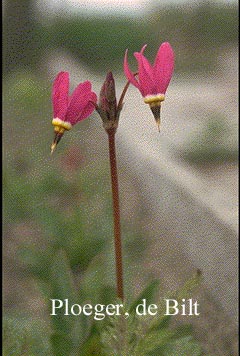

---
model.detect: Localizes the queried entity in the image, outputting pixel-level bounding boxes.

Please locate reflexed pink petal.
[153,42,174,94]
[65,81,93,124]
[139,45,154,76]
[75,92,97,123]
[123,49,140,89]
[52,72,69,119]
[134,51,155,96]
[70,81,92,103]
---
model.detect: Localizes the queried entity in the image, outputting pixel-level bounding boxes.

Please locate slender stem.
[116,72,138,113]
[116,80,131,113]
[107,128,124,301]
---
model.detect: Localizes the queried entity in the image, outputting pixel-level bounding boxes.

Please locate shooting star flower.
[51,71,97,153]
[124,42,174,131]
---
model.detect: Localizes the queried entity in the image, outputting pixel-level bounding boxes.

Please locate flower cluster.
[51,42,174,151]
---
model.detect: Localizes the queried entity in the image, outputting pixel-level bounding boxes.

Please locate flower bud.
[97,72,119,131]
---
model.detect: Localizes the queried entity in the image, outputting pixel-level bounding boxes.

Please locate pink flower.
[124,42,174,131]
[51,71,97,152]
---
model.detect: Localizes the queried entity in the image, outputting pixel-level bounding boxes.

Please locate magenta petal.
[52,72,69,120]
[65,81,95,125]
[123,49,140,89]
[70,81,92,102]
[153,42,174,94]
[139,45,153,76]
[134,50,155,96]
[76,92,97,123]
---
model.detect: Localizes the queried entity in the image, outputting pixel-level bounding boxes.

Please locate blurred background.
[3,0,238,355]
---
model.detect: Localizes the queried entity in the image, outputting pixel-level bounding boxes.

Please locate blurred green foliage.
[3,263,203,355]
[3,316,52,355]
[101,272,203,356]
[150,2,238,74]
[3,1,238,75]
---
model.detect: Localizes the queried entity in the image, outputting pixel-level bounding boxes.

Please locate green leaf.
[149,270,202,332]
[134,329,175,355]
[171,324,194,339]
[79,253,115,305]
[49,249,96,353]
[176,270,202,301]
[129,279,160,313]
[50,333,73,356]
[162,336,203,356]
[79,332,106,356]
[50,250,77,334]
[149,314,172,331]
